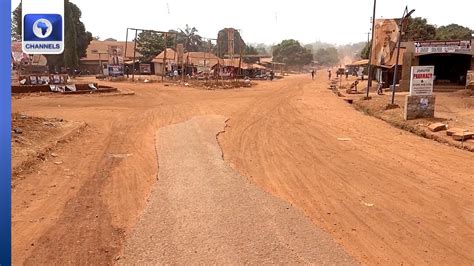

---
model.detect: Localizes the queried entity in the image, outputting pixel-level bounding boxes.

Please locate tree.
[252,43,271,55]
[359,43,370,59]
[272,39,313,66]
[243,45,259,63]
[177,24,203,52]
[135,31,174,62]
[12,0,93,69]
[314,47,340,66]
[403,17,436,41]
[215,28,245,58]
[436,24,473,40]
[63,1,78,67]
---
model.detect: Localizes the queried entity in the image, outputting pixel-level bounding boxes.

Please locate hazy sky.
[12,0,474,45]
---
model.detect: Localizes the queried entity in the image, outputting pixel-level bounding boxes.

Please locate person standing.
[311,70,315,80]
[125,65,130,79]
[328,69,332,80]
[345,69,349,80]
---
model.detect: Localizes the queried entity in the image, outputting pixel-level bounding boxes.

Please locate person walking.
[328,69,332,80]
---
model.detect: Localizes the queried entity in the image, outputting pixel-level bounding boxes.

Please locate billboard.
[415,40,472,54]
[107,45,124,76]
[108,65,124,76]
[108,45,124,65]
[409,66,434,96]
[370,19,402,66]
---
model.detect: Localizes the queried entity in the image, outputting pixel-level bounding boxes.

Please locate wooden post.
[132,29,138,81]
[162,33,168,82]
[239,40,243,79]
[98,53,102,75]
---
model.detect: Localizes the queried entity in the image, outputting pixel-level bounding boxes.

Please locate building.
[11,42,48,77]
[400,39,473,90]
[152,49,221,76]
[80,40,140,75]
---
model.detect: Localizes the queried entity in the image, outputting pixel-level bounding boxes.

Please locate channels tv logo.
[33,18,54,39]
[23,13,63,54]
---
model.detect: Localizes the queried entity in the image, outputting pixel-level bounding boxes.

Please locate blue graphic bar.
[0,0,12,264]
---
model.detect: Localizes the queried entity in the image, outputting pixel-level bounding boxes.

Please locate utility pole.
[390,7,415,106]
[366,0,377,99]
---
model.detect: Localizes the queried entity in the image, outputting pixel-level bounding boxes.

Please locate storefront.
[400,39,473,90]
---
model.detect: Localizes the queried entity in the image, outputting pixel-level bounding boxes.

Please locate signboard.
[139,64,151,74]
[415,40,471,54]
[410,66,435,96]
[107,45,124,76]
[108,45,124,65]
[108,65,124,76]
[22,0,64,54]
[370,19,402,66]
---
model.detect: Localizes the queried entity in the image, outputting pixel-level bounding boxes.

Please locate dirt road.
[119,115,353,264]
[12,75,474,264]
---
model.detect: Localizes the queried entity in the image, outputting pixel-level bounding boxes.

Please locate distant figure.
[125,65,130,78]
[270,70,275,81]
[328,69,332,80]
[345,69,349,80]
[174,69,178,79]
[311,70,315,80]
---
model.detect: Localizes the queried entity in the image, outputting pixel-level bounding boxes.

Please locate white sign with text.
[410,66,435,96]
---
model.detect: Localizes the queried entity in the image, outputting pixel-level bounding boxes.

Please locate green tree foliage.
[177,24,203,52]
[215,28,245,58]
[403,17,437,41]
[272,39,313,66]
[314,47,339,66]
[359,43,370,59]
[12,1,92,69]
[135,31,175,62]
[63,1,78,67]
[403,18,472,41]
[436,24,473,40]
